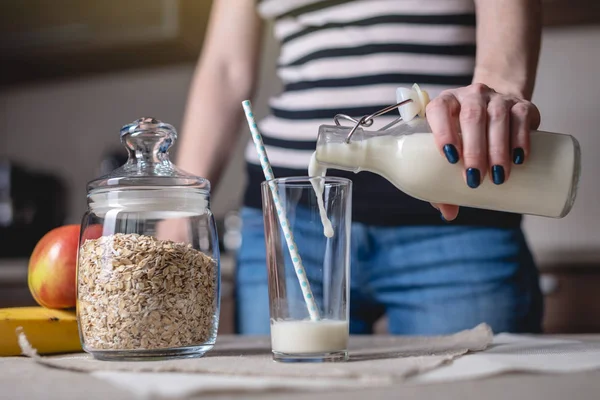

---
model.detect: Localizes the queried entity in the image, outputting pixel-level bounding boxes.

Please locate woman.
[174,0,544,335]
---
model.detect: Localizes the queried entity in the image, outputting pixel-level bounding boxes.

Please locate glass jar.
[77,117,220,360]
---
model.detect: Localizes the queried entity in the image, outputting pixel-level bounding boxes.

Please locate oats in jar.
[78,233,218,351]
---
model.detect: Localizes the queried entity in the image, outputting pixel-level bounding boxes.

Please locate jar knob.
[119,117,177,164]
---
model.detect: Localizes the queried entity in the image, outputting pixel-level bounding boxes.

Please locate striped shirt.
[244,0,521,227]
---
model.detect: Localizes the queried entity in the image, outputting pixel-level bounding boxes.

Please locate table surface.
[2,335,600,400]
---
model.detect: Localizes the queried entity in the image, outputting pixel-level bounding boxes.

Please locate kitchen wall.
[0,64,195,220]
[524,26,600,266]
[0,25,598,267]
[0,26,280,225]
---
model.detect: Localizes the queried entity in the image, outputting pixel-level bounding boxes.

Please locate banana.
[0,307,82,356]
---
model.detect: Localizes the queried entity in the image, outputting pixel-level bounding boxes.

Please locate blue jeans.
[235,207,543,335]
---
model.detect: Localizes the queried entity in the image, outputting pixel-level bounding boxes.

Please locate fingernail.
[513,148,525,165]
[466,168,481,188]
[443,144,459,164]
[492,165,505,185]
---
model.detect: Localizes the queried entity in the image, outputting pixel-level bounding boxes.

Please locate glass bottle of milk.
[313,87,581,218]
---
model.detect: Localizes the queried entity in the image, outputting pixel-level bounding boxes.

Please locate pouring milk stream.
[310,84,581,219]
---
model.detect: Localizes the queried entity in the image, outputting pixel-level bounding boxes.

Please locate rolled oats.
[78,233,218,351]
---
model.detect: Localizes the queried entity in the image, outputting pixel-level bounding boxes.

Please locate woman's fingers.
[458,89,488,189]
[510,101,540,165]
[426,92,462,164]
[430,203,460,222]
[427,91,464,218]
[440,204,460,221]
[487,97,513,184]
[426,83,539,217]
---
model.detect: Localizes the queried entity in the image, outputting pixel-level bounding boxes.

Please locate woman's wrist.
[472,68,532,100]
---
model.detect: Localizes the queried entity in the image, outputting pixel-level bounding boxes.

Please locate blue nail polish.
[443,144,459,164]
[513,148,525,165]
[440,213,448,222]
[466,168,481,188]
[492,165,505,185]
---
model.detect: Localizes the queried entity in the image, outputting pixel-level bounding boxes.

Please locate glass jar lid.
[87,117,209,217]
[88,117,209,193]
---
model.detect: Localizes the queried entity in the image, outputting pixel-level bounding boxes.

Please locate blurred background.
[1,0,599,334]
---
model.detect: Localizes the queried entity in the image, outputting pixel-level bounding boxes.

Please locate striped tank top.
[245,0,522,227]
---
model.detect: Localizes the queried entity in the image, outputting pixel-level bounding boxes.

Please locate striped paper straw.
[242,100,321,321]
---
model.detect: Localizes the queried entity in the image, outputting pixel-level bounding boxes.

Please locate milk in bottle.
[312,86,581,218]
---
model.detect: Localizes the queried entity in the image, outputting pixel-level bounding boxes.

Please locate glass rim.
[261,176,352,187]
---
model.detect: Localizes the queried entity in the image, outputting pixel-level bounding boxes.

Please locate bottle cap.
[396,84,430,122]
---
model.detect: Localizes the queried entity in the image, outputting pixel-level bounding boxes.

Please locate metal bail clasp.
[333,99,414,143]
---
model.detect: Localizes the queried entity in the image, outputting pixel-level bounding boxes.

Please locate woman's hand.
[155,218,190,244]
[425,83,541,221]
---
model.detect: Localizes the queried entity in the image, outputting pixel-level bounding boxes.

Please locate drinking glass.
[261,177,352,362]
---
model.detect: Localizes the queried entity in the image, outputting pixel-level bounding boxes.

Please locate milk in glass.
[271,320,349,354]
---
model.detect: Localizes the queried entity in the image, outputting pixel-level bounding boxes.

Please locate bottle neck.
[315,125,367,173]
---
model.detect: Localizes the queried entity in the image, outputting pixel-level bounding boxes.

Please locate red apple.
[28,225,81,309]
[81,224,103,242]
